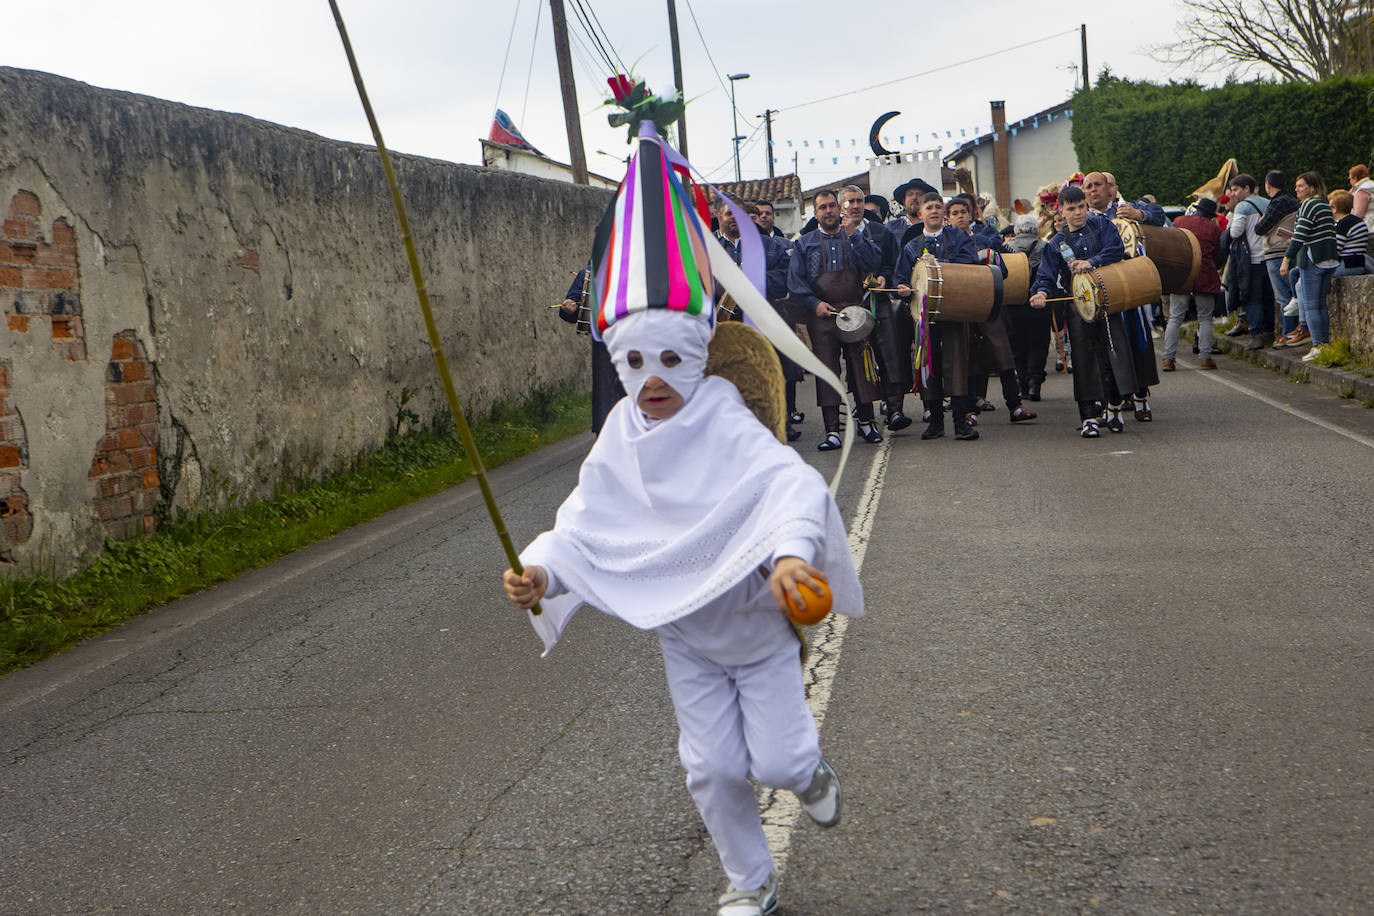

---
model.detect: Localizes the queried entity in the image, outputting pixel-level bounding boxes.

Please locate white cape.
[521,376,863,655]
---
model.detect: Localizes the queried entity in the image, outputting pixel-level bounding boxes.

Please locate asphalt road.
[3,345,1372,915]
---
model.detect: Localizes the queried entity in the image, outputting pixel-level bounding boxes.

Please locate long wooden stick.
[328,0,540,614]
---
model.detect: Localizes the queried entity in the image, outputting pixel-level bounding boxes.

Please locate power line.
[680,0,756,130]
[702,122,764,180]
[778,28,1078,112]
[492,0,525,113]
[566,0,617,75]
[519,1,544,124]
[574,0,627,73]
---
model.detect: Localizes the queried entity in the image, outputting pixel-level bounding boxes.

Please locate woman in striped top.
[1329,189,1373,277]
[1280,171,1339,362]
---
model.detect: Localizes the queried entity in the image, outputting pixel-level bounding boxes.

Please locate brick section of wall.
[0,357,31,561]
[1,190,85,361]
[88,332,160,539]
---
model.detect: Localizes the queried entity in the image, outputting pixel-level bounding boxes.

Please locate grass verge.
[0,386,590,675]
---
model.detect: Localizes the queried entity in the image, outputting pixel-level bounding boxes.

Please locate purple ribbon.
[638,121,766,324]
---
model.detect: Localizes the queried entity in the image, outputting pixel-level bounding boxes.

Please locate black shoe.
[1026,377,1042,401]
[1105,409,1124,433]
[953,415,980,440]
[886,410,912,431]
[1224,322,1248,337]
[920,419,945,439]
[857,420,883,443]
[816,432,841,451]
[790,411,805,424]
[786,425,802,442]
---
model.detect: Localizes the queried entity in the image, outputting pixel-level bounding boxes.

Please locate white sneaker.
[1301,346,1323,363]
[717,872,778,916]
[796,758,842,827]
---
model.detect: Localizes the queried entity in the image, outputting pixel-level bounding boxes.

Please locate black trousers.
[1004,304,1051,385]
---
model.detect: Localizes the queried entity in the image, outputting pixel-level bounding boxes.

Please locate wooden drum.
[1002,252,1030,306]
[1138,224,1201,294]
[1071,258,1162,322]
[912,254,1003,323]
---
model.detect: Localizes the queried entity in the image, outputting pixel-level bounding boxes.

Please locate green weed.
[0,385,591,674]
[1312,337,1353,368]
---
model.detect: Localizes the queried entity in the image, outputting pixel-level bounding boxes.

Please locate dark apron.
[806,262,880,407]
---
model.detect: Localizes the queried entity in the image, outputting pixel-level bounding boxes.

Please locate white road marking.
[1186,362,1374,450]
[760,435,893,874]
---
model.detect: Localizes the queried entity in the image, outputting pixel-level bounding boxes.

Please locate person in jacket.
[1163,199,1223,370]
[1226,173,1274,349]
[1254,171,1303,346]
[1280,171,1339,363]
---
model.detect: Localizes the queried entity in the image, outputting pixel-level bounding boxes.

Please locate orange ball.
[784,578,833,626]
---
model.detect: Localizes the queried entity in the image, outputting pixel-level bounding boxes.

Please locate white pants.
[659,634,820,891]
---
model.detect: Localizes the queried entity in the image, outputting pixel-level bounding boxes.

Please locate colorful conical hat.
[590,133,715,337]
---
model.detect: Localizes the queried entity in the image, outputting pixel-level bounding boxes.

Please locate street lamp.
[727,72,750,182]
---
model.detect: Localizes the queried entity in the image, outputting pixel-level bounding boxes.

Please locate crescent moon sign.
[869,111,901,157]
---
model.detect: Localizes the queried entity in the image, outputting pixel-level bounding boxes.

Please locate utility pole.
[549,0,589,185]
[665,0,689,158]
[1081,23,1089,91]
[760,109,777,178]
[728,73,749,183]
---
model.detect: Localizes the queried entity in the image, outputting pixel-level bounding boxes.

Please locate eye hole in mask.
[626,350,682,371]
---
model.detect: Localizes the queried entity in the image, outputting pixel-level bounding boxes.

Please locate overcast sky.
[12,1,1206,188]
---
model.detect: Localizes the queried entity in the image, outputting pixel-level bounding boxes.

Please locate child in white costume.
[502,304,864,915]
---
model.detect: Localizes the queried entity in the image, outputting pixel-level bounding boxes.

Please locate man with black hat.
[885,177,939,251]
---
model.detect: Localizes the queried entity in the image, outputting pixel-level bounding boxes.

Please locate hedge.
[1071,74,1374,203]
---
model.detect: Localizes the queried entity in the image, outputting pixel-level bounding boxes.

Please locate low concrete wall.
[0,67,611,573]
[1330,274,1374,355]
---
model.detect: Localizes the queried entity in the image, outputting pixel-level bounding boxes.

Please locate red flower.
[607,74,635,104]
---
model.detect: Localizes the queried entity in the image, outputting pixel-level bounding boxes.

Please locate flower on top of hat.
[605,73,685,142]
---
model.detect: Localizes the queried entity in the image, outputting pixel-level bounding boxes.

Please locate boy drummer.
[1028,185,1126,437]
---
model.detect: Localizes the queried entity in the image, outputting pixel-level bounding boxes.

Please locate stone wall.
[0,67,611,574]
[1330,274,1374,356]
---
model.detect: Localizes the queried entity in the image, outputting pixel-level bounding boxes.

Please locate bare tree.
[1154,0,1374,82]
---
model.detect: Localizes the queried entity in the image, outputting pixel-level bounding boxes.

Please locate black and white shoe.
[886,410,912,431]
[816,432,842,451]
[790,411,804,425]
[1079,418,1100,438]
[856,420,883,443]
[1105,407,1124,433]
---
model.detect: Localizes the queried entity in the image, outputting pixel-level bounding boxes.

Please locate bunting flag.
[488,109,541,154]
